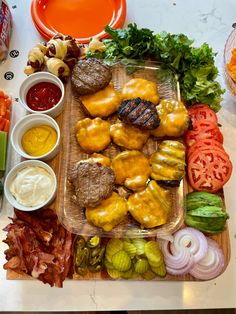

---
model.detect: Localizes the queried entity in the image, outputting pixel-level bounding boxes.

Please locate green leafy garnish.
[154,34,224,112]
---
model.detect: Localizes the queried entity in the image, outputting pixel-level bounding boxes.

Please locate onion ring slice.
[189,238,225,280]
[170,227,208,263]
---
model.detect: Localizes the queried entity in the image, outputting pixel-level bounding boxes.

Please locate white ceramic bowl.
[11,113,60,161]
[4,160,57,211]
[19,72,65,118]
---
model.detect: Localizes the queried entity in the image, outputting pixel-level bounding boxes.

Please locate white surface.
[1,0,236,311]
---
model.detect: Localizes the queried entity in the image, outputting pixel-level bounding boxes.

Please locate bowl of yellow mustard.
[11,113,60,161]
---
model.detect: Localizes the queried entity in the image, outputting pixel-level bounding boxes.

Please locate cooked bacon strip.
[31,252,55,278]
[3,208,73,287]
[52,227,73,287]
[4,224,27,271]
[14,209,53,245]
[36,208,57,220]
[4,224,49,273]
[4,245,19,260]
[3,256,22,270]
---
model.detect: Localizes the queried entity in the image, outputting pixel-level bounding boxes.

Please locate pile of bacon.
[3,208,73,287]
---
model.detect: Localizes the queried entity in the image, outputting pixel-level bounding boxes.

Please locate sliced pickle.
[151,263,167,277]
[144,241,163,267]
[112,251,131,272]
[142,269,156,280]
[131,239,147,255]
[107,268,122,279]
[134,258,149,274]
[105,239,124,262]
[121,266,135,279]
[104,258,115,270]
[123,241,137,259]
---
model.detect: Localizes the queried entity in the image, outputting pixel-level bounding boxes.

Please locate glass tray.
[56,60,186,237]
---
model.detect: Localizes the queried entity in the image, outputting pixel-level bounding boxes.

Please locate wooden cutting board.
[7,61,231,281]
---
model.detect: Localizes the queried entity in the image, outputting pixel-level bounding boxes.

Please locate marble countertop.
[1,0,236,311]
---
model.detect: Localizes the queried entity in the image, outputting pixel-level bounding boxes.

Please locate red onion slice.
[189,238,225,280]
[158,239,195,275]
[167,255,195,276]
[170,227,208,263]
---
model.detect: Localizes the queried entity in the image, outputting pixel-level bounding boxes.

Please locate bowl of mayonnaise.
[4,160,57,211]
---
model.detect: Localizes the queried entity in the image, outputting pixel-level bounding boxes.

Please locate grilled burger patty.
[71,58,112,95]
[68,161,115,208]
[118,97,161,130]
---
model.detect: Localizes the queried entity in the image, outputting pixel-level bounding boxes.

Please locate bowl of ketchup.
[19,72,65,118]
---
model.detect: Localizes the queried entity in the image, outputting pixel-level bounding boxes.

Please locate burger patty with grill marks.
[118,97,161,130]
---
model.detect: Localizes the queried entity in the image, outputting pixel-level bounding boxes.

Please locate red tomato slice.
[188,104,218,126]
[188,147,230,164]
[188,149,232,193]
[188,104,212,111]
[184,121,223,148]
[187,139,224,159]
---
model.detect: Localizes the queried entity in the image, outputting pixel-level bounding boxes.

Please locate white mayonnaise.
[10,166,54,207]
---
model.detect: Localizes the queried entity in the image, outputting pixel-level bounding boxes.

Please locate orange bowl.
[31,0,126,43]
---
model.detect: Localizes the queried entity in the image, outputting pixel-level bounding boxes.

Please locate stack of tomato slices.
[185,104,232,193]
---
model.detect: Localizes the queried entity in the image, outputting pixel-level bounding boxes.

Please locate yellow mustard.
[22,125,57,156]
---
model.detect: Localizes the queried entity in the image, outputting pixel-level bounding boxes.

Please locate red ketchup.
[26,82,62,111]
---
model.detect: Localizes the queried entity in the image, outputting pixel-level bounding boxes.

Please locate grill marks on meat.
[118,98,161,130]
[68,162,115,208]
[71,58,112,95]
[3,208,73,288]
